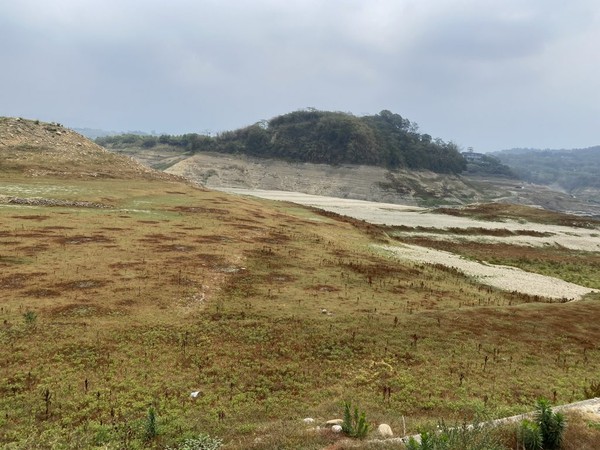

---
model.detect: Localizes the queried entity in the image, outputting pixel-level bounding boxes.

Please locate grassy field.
[2,168,600,448]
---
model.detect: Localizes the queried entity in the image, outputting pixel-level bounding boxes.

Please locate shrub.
[144,406,158,441]
[341,401,370,438]
[405,421,505,450]
[519,419,543,450]
[516,399,566,450]
[535,399,566,450]
[23,310,37,326]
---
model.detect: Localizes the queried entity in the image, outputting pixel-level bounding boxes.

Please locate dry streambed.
[220,189,600,300]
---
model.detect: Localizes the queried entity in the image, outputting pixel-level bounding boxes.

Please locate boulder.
[378,423,393,437]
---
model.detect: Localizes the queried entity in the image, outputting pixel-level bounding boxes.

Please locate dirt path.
[377,243,597,301]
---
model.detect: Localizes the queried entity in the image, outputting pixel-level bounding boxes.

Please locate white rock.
[331,425,343,433]
[303,417,315,424]
[326,419,344,426]
[190,391,201,398]
[378,423,393,437]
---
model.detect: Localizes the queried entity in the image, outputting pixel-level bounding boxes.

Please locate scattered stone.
[190,391,201,398]
[378,423,393,437]
[303,417,315,424]
[331,425,343,433]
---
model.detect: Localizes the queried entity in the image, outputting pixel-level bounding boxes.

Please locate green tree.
[341,401,370,438]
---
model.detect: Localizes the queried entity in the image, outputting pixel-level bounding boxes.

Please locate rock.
[378,423,393,437]
[190,391,201,398]
[303,417,315,424]
[331,425,343,433]
[325,419,344,427]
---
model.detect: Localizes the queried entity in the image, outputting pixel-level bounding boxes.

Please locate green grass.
[2,173,600,448]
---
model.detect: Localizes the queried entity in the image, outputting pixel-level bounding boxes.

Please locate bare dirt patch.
[108,261,145,269]
[0,274,29,289]
[23,288,61,298]
[195,235,233,244]
[158,244,196,252]
[264,273,297,283]
[57,234,113,245]
[307,284,340,292]
[58,279,110,290]
[10,214,50,221]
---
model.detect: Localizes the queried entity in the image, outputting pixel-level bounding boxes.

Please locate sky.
[1,0,599,152]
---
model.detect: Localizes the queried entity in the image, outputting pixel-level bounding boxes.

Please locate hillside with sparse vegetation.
[2,117,600,449]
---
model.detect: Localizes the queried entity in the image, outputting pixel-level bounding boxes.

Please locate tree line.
[96,109,467,174]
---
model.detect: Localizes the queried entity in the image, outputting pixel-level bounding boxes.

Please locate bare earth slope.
[0,117,179,181]
[165,150,600,217]
[166,151,485,205]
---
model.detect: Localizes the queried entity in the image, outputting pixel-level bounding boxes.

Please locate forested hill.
[97,110,467,174]
[493,146,600,191]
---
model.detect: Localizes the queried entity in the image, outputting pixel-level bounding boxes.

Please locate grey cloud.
[1,0,599,150]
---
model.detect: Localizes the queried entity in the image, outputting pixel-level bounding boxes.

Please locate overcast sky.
[2,0,599,151]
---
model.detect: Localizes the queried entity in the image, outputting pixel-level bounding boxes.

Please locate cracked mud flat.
[221,189,599,300]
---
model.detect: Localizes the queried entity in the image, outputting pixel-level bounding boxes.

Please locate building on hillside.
[461,151,485,163]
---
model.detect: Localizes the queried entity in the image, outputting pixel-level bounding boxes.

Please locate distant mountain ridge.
[492,145,600,191]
